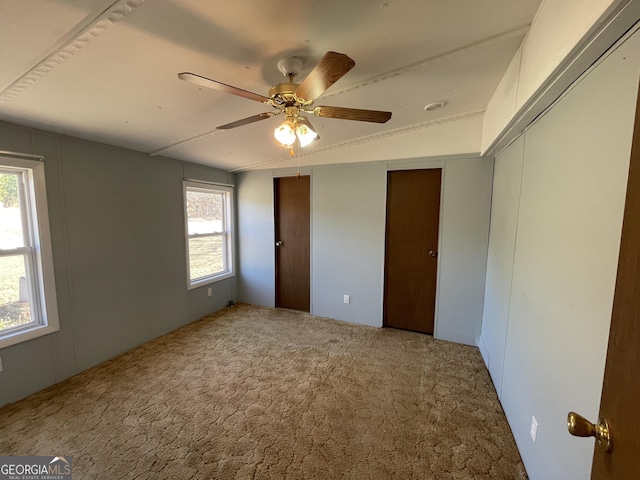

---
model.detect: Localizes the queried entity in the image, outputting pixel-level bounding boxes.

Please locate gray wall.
[436,157,493,345]
[0,122,235,406]
[236,157,493,345]
[312,164,387,327]
[236,169,275,307]
[479,29,640,480]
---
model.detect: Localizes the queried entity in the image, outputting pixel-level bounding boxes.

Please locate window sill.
[188,271,235,291]
[0,323,60,349]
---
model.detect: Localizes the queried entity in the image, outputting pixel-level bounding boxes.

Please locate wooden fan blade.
[294,52,355,102]
[178,72,270,104]
[217,112,277,130]
[312,106,392,123]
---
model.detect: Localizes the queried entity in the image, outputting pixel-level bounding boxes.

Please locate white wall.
[480,28,640,480]
[516,0,621,110]
[479,136,524,395]
[481,0,635,154]
[237,156,493,345]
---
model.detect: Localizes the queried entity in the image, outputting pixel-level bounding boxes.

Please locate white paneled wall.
[481,0,634,154]
[480,29,640,480]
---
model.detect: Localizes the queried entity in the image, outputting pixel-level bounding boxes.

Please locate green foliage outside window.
[0,173,19,208]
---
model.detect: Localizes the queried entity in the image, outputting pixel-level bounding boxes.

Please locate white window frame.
[0,154,59,349]
[183,181,235,289]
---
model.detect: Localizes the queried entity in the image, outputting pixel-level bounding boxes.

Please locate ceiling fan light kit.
[272,106,319,148]
[178,51,392,150]
[273,118,318,148]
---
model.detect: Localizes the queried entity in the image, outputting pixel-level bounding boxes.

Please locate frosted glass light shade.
[274,122,296,146]
[296,123,318,147]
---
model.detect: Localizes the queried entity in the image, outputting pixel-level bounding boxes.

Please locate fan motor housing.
[269,83,302,105]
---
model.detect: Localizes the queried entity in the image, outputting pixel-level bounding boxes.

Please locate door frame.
[588,78,640,479]
[384,162,445,336]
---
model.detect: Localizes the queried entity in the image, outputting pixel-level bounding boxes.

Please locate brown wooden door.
[588,83,640,479]
[274,176,310,312]
[383,169,441,334]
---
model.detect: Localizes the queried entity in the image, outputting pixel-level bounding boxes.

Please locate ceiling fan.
[178,51,392,148]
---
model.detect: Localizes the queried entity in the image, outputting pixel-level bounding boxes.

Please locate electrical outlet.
[529,416,538,443]
[207,287,212,297]
[343,295,350,304]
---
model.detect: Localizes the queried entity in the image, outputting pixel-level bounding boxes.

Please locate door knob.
[276,241,283,247]
[428,250,438,258]
[567,411,612,452]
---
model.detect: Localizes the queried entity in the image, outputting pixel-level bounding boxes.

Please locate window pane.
[183,182,234,289]
[189,236,224,281]
[0,173,24,249]
[0,255,34,332]
[186,190,224,235]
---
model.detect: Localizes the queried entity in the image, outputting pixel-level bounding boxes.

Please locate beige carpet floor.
[0,304,525,479]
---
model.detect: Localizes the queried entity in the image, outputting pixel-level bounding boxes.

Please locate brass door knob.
[428,250,438,258]
[567,411,612,452]
[276,241,283,247]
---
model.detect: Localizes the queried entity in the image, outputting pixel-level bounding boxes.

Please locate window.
[0,155,59,349]
[184,181,234,288]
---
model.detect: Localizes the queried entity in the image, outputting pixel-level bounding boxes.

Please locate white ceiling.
[0,0,542,172]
